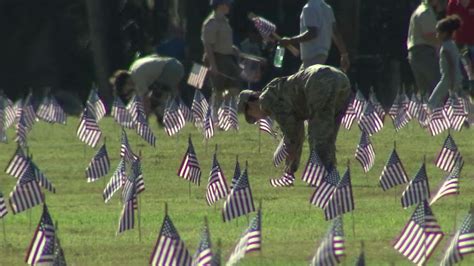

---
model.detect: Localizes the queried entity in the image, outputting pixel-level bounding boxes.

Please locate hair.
[437,15,462,36]
[109,70,131,95]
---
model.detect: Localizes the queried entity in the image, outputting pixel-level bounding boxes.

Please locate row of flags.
[342,89,473,137]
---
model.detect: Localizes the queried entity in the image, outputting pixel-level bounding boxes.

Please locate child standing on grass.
[428,15,464,110]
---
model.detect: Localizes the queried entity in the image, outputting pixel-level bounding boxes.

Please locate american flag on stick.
[9,167,44,215]
[324,167,354,221]
[358,101,383,135]
[379,148,409,191]
[149,210,192,266]
[222,163,256,222]
[430,160,462,206]
[16,93,36,131]
[127,94,147,123]
[192,218,213,266]
[369,90,385,122]
[218,97,239,131]
[179,99,194,123]
[111,96,134,129]
[355,131,375,173]
[428,107,450,136]
[435,134,463,172]
[273,138,288,167]
[117,174,137,234]
[440,205,474,265]
[0,92,15,130]
[178,137,202,186]
[136,114,156,147]
[341,91,365,130]
[401,162,430,209]
[393,200,444,265]
[36,95,67,124]
[448,96,468,131]
[163,97,186,137]
[87,87,106,122]
[131,155,145,195]
[188,63,208,89]
[203,107,214,139]
[5,145,29,178]
[103,159,126,203]
[310,216,345,266]
[0,191,7,219]
[302,150,328,187]
[258,117,276,137]
[85,144,111,183]
[206,152,229,206]
[192,90,209,127]
[77,106,102,148]
[310,167,339,209]
[269,172,295,187]
[15,109,30,148]
[25,204,57,265]
[120,128,137,163]
[227,209,262,266]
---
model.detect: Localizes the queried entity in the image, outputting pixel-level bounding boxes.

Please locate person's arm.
[280,27,318,47]
[204,44,218,73]
[332,22,350,72]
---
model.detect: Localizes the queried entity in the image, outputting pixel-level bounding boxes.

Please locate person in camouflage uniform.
[238,65,351,173]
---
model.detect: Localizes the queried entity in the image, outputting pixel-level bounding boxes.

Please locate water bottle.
[273,45,285,68]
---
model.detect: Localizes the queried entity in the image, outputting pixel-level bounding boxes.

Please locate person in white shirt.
[279,0,350,71]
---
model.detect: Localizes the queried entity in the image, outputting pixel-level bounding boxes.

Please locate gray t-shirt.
[429,40,463,108]
[299,0,335,60]
[129,55,174,96]
[407,3,438,50]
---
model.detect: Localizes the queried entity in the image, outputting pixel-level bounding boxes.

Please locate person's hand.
[279,37,293,47]
[340,53,350,72]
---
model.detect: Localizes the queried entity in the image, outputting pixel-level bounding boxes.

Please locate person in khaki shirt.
[201,0,241,111]
[407,0,443,97]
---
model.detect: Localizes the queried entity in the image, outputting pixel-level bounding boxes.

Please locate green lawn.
[0,116,472,265]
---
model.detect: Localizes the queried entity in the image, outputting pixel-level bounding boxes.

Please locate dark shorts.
[208,53,241,91]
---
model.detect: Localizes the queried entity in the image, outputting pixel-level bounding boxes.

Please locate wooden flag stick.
[138,194,142,242]
[453,193,459,233]
[2,219,6,246]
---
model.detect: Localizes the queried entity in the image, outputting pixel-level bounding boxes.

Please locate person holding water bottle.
[279,0,350,71]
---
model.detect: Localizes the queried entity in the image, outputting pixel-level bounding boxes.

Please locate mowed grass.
[0,115,473,266]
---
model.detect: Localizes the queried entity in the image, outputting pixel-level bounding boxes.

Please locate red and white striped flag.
[440,206,474,265]
[324,167,354,221]
[358,101,383,135]
[111,96,134,129]
[379,149,409,191]
[273,138,288,167]
[222,164,255,222]
[401,163,430,209]
[270,172,295,187]
[77,106,102,148]
[87,87,106,122]
[258,117,276,137]
[25,204,56,265]
[103,159,126,203]
[206,153,229,206]
[435,134,463,172]
[163,97,186,137]
[430,160,462,205]
[301,150,328,187]
[310,167,339,209]
[428,107,450,136]
[85,144,111,183]
[310,216,345,266]
[192,90,209,127]
[227,209,262,266]
[178,137,202,186]
[355,131,375,173]
[187,63,208,89]
[0,191,7,219]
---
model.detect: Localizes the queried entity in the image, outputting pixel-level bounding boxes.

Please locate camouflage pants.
[306,69,351,169]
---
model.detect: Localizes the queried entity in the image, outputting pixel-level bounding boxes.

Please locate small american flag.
[252,16,276,39]
[5,145,29,178]
[430,160,462,205]
[203,107,214,139]
[258,117,276,137]
[163,97,186,137]
[179,99,194,123]
[117,175,136,234]
[269,172,295,187]
[222,165,256,222]
[358,102,383,135]
[342,91,365,130]
[206,153,229,206]
[178,137,202,185]
[188,63,208,89]
[324,167,354,221]
[103,159,126,203]
[230,156,241,189]
[393,104,412,131]
[448,96,468,131]
[393,200,444,265]
[37,95,67,125]
[218,97,239,131]
[428,107,450,136]
[227,209,262,266]
[131,156,145,195]
[136,114,156,147]
[16,93,36,131]
[192,221,213,266]
[379,149,408,191]
[87,87,106,122]
[111,96,134,129]
[77,106,102,148]
[435,134,463,172]
[310,167,339,209]
[127,94,147,123]
[401,163,430,209]
[0,93,15,130]
[355,131,375,173]
[0,191,7,219]
[369,91,385,121]
[273,138,288,167]
[192,90,209,127]
[25,204,56,265]
[120,128,137,163]
[341,105,357,130]
[15,110,29,147]
[440,206,474,265]
[408,94,422,120]
[310,216,345,266]
[149,214,192,266]
[86,144,111,183]
[302,150,328,187]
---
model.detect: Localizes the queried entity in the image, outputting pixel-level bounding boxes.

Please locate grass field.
[0,115,472,266]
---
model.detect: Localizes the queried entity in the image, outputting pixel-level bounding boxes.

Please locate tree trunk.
[86,0,112,110]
